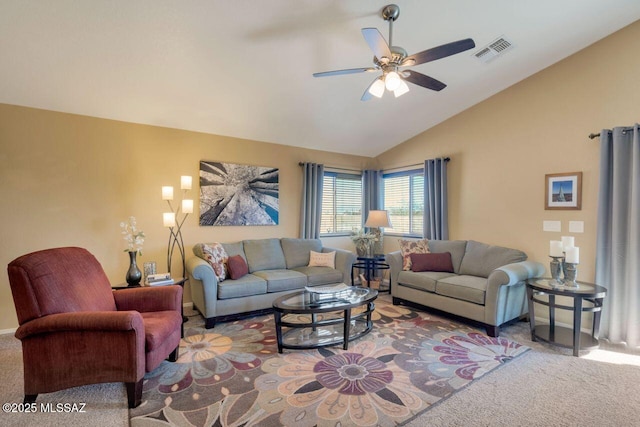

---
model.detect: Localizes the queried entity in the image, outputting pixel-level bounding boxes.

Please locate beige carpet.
[1,299,639,427]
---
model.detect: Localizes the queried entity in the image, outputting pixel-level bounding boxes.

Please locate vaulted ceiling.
[2,1,639,156]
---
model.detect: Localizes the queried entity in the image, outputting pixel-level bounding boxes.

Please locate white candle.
[561,236,574,250]
[162,186,174,200]
[181,176,192,190]
[182,199,193,214]
[163,212,175,227]
[550,240,563,257]
[565,246,579,264]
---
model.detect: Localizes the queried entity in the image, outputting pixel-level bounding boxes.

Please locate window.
[320,172,362,235]
[383,170,424,236]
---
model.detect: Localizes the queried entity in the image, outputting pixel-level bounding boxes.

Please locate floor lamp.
[365,210,393,256]
[162,176,193,278]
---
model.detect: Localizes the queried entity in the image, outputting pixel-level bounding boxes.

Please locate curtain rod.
[588,125,637,139]
[299,157,450,173]
[382,157,451,173]
[298,162,361,173]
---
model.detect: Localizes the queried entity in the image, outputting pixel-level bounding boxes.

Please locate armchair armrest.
[15,311,144,340]
[323,247,356,283]
[113,285,182,313]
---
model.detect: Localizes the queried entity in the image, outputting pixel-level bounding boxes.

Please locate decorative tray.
[305,283,350,294]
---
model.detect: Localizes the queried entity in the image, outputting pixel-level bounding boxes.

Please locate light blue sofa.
[389,240,545,337]
[186,238,356,328]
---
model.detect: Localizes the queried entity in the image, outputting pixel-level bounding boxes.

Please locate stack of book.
[146,273,173,286]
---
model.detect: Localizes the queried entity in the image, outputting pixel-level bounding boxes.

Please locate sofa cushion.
[398,239,430,270]
[435,275,488,305]
[227,255,248,280]
[397,270,456,293]
[222,242,246,260]
[243,239,286,273]
[427,240,468,274]
[308,251,335,268]
[410,252,454,273]
[217,274,267,300]
[281,238,323,268]
[253,269,308,293]
[293,266,343,286]
[458,240,527,278]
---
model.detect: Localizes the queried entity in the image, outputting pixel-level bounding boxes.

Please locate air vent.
[474,36,514,63]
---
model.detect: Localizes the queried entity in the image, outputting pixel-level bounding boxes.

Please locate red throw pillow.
[410,252,454,273]
[227,255,248,280]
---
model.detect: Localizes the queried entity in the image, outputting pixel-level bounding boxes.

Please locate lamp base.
[371,228,384,255]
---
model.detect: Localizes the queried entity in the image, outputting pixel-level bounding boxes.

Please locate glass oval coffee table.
[272,286,378,353]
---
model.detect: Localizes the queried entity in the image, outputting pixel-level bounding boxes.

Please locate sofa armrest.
[323,247,357,284]
[187,256,218,285]
[488,261,546,290]
[387,251,403,292]
[186,256,220,319]
[484,260,545,326]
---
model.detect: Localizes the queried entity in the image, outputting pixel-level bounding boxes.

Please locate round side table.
[526,278,607,356]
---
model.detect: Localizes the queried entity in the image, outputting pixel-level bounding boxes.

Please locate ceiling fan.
[313,4,475,101]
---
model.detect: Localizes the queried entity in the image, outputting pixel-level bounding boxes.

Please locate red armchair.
[7,247,183,408]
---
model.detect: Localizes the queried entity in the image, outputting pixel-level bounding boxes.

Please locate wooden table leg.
[573,296,583,357]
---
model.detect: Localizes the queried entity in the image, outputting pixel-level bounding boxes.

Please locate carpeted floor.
[2,294,639,427]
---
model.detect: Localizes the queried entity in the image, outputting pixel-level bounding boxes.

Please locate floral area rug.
[130,297,528,426]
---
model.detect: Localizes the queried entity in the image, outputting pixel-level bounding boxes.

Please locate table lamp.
[365,210,392,256]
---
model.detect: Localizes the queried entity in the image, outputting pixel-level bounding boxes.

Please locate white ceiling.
[1,1,639,157]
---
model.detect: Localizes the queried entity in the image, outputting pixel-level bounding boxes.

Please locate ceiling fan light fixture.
[368,78,385,98]
[384,71,401,91]
[393,80,410,97]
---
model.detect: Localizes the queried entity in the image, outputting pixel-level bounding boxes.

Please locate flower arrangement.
[350,228,377,256]
[120,216,145,255]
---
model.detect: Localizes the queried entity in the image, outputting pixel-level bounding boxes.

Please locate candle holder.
[549,256,564,285]
[563,263,579,287]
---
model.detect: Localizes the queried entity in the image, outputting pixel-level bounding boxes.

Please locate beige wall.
[2,20,638,331]
[0,105,369,330]
[377,20,640,290]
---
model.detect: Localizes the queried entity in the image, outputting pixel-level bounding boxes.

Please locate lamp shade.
[385,71,401,91]
[365,210,392,228]
[368,78,385,98]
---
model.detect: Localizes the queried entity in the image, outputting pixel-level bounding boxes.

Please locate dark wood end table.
[526,278,607,356]
[351,255,390,293]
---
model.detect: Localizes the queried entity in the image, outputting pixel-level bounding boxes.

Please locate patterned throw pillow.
[201,243,228,281]
[308,251,336,268]
[398,239,430,271]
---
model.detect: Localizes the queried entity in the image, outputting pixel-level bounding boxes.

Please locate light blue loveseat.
[186,238,356,328]
[389,240,545,337]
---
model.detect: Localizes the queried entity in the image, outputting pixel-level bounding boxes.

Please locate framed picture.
[199,161,279,226]
[545,172,582,210]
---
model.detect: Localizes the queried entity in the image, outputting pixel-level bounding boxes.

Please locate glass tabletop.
[274,287,377,312]
[528,278,607,297]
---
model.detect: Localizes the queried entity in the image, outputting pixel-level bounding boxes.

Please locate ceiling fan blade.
[361,28,392,62]
[402,70,447,91]
[403,38,476,66]
[313,67,375,77]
